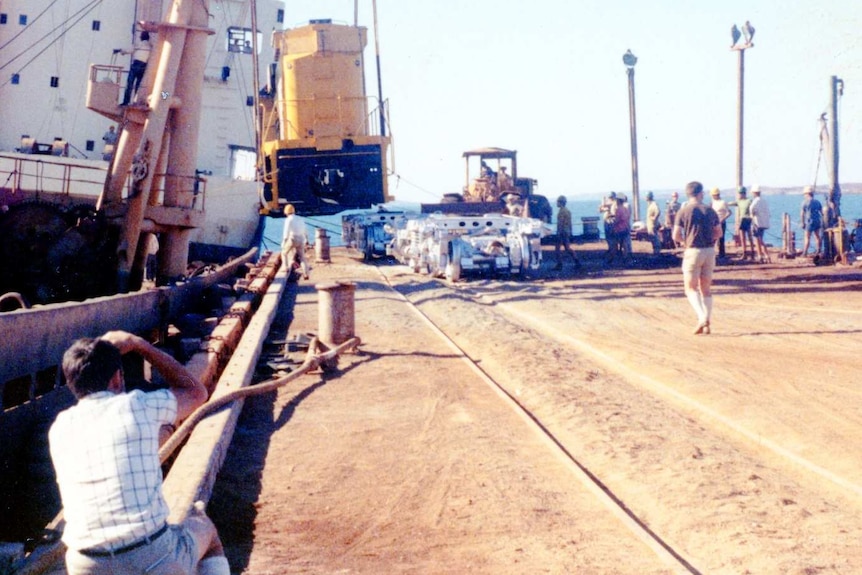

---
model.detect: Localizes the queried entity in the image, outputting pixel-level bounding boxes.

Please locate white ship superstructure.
[0,0,286,252]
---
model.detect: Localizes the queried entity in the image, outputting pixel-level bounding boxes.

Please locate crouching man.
[49,330,229,575]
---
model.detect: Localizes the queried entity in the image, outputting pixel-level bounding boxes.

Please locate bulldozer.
[420,147,552,223]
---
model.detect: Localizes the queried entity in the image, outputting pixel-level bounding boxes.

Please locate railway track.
[470,291,862,499]
[380,270,702,574]
[429,267,862,489]
[371,260,862,573]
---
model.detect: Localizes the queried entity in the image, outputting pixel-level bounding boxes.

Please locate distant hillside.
[762,183,862,195]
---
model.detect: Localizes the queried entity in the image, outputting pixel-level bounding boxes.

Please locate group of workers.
[587,184,835,265]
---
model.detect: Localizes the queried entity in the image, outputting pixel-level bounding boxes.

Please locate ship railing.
[0,153,108,201]
[0,153,206,212]
[366,97,390,139]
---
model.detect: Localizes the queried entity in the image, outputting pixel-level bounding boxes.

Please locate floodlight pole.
[732,37,753,189]
[829,75,843,216]
[624,54,640,221]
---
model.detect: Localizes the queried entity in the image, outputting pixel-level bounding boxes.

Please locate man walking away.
[281,204,310,279]
[673,181,721,335]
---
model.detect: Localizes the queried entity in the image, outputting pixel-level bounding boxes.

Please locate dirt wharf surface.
[208,239,862,575]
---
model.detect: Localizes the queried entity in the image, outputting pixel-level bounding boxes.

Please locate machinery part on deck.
[363,227,374,262]
[388,213,547,281]
[0,292,29,311]
[0,201,118,305]
[131,159,148,182]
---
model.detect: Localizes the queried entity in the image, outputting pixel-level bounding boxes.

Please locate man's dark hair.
[685,181,704,197]
[62,338,122,398]
[141,31,150,41]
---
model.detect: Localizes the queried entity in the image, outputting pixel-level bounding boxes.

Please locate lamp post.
[623,49,640,221]
[828,75,843,217]
[730,21,755,189]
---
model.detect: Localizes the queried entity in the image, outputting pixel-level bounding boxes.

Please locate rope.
[158,336,361,461]
[389,172,440,200]
[812,114,826,189]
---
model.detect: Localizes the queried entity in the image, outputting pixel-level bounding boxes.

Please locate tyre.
[445,241,462,282]
[363,229,374,261]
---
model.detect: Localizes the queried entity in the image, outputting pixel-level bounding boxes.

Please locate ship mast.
[250,0,263,181]
[371,0,386,138]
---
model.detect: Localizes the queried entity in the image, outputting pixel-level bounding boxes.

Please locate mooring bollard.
[316,281,355,346]
[315,228,331,263]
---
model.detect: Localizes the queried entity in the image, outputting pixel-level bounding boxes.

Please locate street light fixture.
[730,21,755,189]
[623,49,640,221]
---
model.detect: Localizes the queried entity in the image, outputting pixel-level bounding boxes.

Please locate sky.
[281,0,862,203]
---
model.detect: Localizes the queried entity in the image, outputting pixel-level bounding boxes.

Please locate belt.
[78,524,168,557]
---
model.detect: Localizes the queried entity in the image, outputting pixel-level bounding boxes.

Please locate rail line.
[438,278,862,503]
[442,279,862,500]
[378,269,702,575]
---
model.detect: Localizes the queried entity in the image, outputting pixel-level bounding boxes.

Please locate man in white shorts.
[672,181,722,335]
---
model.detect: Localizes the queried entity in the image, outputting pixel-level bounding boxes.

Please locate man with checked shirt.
[49,331,229,575]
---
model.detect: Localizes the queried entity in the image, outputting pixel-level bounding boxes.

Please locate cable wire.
[0,0,102,74]
[0,0,61,52]
[390,172,440,199]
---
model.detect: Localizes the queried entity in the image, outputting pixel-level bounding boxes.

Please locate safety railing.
[276,95,389,140]
[0,153,206,212]
[0,153,107,199]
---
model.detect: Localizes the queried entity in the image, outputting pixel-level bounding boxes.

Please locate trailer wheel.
[518,235,532,274]
[363,229,374,261]
[445,241,462,282]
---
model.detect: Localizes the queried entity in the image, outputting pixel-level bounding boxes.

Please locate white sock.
[686,291,705,322]
[197,556,231,575]
[702,295,713,322]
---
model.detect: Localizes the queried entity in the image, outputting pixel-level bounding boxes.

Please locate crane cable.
[0,0,102,73]
[0,0,61,52]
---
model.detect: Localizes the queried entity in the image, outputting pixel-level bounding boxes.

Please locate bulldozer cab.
[463,147,521,203]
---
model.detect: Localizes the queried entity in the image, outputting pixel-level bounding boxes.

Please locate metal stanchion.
[316,281,355,346]
[315,228,331,263]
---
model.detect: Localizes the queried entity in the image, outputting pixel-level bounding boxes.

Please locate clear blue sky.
[284,1,862,202]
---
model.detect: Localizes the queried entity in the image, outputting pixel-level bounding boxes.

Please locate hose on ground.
[159,335,361,462]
